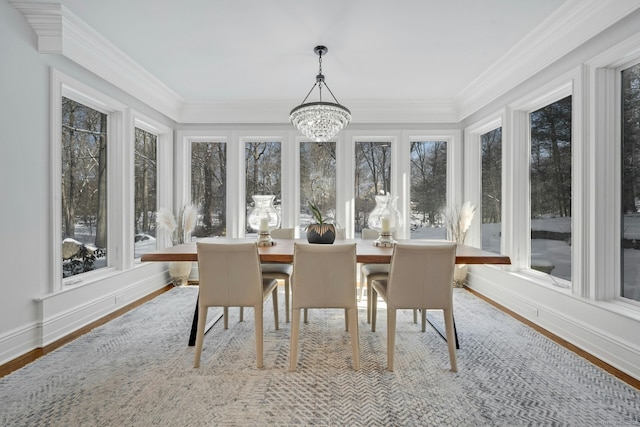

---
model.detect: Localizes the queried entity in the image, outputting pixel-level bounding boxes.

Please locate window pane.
[134,128,157,258]
[621,63,640,302]
[410,141,447,239]
[530,95,572,281]
[191,142,227,239]
[61,97,108,278]
[245,141,281,235]
[300,141,336,239]
[481,128,502,253]
[355,142,391,236]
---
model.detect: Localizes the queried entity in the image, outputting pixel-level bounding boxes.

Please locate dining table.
[141,238,511,347]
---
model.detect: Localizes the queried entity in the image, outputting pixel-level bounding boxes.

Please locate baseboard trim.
[0,284,172,378]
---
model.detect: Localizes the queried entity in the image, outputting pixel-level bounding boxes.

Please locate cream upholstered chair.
[359,228,390,323]
[289,243,360,371]
[260,227,295,322]
[194,242,279,368]
[371,242,457,372]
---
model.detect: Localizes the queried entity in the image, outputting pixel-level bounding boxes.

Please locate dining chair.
[359,228,390,324]
[259,227,295,322]
[371,242,457,372]
[289,242,360,371]
[194,242,279,368]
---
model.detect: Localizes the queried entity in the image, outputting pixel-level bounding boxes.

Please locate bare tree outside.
[530,95,572,281]
[192,142,227,238]
[622,62,640,302]
[409,140,447,239]
[355,141,391,235]
[481,128,502,253]
[300,141,336,235]
[61,97,108,277]
[134,128,157,258]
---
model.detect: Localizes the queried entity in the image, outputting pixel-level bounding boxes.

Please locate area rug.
[1,287,639,426]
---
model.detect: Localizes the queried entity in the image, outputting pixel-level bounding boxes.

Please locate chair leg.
[421,308,426,332]
[240,307,244,322]
[289,309,301,371]
[193,302,208,368]
[304,308,308,323]
[444,308,458,372]
[371,287,378,332]
[255,304,263,368]
[224,307,229,329]
[387,308,396,371]
[348,307,360,370]
[344,308,349,331]
[366,277,372,324]
[413,309,417,324]
[272,288,279,330]
[284,278,290,323]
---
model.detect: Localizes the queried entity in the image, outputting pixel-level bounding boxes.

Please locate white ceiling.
[28,0,568,107]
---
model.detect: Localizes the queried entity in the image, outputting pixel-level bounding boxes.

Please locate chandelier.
[289,46,351,142]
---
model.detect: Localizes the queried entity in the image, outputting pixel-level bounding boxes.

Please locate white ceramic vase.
[168,261,192,286]
[453,264,468,287]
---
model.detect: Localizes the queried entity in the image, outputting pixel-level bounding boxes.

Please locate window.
[481,128,502,253]
[245,141,281,235]
[61,97,109,278]
[621,62,640,302]
[191,141,227,238]
[299,141,336,238]
[355,141,391,236]
[529,95,572,281]
[410,141,447,239]
[134,128,157,258]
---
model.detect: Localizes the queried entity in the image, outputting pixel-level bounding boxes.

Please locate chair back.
[196,242,263,307]
[387,242,456,309]
[271,227,295,239]
[292,243,357,309]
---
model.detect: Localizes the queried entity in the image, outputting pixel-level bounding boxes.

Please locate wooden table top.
[140,238,511,265]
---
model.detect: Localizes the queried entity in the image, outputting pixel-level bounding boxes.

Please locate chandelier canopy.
[289,46,351,142]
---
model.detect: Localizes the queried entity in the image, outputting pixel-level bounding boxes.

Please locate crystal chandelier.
[290,46,351,142]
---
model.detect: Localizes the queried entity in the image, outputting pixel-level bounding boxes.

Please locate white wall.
[0,0,172,364]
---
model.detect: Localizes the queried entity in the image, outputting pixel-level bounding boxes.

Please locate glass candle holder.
[368,194,402,247]
[247,195,280,246]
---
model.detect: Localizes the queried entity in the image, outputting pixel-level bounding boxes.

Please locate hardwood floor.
[1,284,638,391]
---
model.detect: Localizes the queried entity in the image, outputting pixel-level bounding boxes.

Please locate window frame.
[129,110,172,265]
[51,69,126,291]
[464,112,505,251]
[507,68,582,294]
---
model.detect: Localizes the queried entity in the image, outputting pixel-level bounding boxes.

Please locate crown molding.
[11,1,183,121]
[455,0,640,121]
[179,99,459,124]
[11,1,640,125]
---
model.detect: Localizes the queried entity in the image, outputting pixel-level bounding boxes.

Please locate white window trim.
[51,69,126,291]
[129,110,173,265]
[464,111,505,250]
[175,130,232,236]
[586,31,640,306]
[507,67,582,295]
[401,129,463,240]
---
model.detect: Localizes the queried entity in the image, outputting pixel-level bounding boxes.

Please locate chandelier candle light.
[289,46,351,142]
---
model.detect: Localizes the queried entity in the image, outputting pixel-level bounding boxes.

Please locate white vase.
[453,264,468,287]
[168,261,192,286]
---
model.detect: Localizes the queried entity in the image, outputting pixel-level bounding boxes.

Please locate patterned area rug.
[1,287,639,426]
